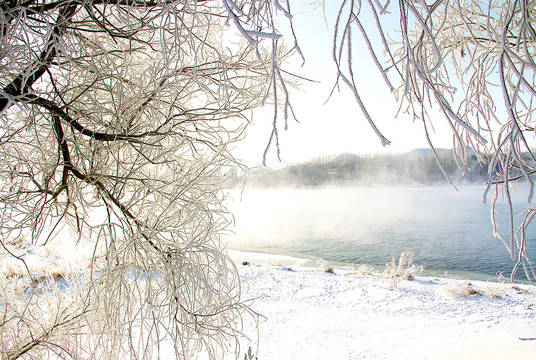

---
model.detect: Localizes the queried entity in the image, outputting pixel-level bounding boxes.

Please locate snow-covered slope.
[230,252,536,360]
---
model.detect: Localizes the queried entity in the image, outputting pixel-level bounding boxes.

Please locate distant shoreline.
[230,148,536,188]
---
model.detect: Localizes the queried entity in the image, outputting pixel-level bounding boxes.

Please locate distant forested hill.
[230,148,535,187]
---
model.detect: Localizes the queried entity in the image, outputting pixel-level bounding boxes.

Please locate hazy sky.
[232,1,455,166]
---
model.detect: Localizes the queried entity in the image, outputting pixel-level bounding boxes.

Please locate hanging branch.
[336,0,535,280]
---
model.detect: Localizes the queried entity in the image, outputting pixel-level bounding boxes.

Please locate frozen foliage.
[331,0,536,280]
[0,275,85,359]
[316,258,335,273]
[383,251,423,288]
[1,0,536,358]
[0,1,298,359]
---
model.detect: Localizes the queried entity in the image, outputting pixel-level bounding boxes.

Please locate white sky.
[232,1,455,166]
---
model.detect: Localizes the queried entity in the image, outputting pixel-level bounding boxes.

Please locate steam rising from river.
[224,185,536,279]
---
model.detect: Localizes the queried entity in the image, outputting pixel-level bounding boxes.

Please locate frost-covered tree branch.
[1,0,536,358]
[331,0,535,280]
[0,0,294,358]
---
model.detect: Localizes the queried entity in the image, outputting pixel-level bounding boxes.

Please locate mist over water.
[224,185,536,280]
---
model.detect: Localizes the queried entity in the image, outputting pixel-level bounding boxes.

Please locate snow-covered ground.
[230,251,536,360]
[2,244,535,359]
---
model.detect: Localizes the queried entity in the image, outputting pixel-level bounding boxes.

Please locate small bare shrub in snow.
[346,264,375,276]
[244,346,258,360]
[316,259,334,274]
[443,281,507,299]
[443,281,480,298]
[482,285,507,299]
[383,251,423,288]
[511,285,533,295]
[443,273,535,299]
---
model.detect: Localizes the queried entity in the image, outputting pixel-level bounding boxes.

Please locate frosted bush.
[383,251,423,288]
[443,281,480,298]
[443,280,511,299]
[316,258,335,274]
[345,264,375,276]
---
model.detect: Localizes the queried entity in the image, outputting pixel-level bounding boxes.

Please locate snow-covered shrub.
[345,263,375,276]
[443,281,508,299]
[443,281,480,298]
[316,258,334,274]
[383,251,423,288]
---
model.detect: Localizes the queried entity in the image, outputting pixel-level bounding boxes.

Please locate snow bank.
[2,245,534,359]
[231,251,536,360]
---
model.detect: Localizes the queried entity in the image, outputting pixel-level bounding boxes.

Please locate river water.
[224,185,536,281]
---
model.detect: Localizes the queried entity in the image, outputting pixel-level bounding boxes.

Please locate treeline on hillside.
[232,149,535,187]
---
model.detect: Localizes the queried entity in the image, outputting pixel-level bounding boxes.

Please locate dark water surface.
[225,185,535,281]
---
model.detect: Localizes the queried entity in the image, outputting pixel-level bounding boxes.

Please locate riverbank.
[2,246,534,359]
[229,250,536,360]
